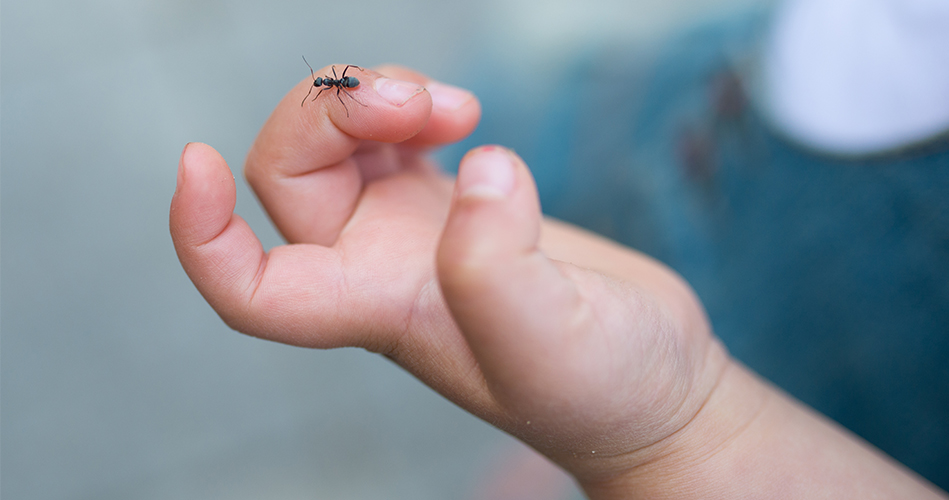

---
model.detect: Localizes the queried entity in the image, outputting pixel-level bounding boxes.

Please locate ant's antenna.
[302,56,317,106]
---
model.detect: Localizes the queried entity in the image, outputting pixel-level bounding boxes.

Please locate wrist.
[578,356,771,499]
[578,358,948,500]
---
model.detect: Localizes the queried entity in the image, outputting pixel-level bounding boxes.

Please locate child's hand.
[170,63,725,484]
[171,64,948,499]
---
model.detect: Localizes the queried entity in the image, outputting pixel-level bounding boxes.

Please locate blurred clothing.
[448,6,949,490]
[760,0,949,155]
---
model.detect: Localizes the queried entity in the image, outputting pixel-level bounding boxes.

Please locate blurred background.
[2,0,772,498]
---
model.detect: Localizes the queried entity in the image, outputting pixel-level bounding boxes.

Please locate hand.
[171,61,949,498]
[170,63,728,488]
[171,64,489,399]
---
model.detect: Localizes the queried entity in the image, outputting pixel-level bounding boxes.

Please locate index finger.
[244,63,433,245]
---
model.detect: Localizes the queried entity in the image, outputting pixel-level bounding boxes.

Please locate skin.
[170,64,947,498]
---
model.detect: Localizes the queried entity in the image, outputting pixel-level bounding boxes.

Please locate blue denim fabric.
[444,11,949,490]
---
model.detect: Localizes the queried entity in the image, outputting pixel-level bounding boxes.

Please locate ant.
[301,56,367,117]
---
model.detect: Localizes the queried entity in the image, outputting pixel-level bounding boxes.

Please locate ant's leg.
[302,83,316,107]
[331,66,339,79]
[336,87,351,117]
[303,84,328,107]
[341,87,368,108]
[340,64,362,79]
[312,86,327,103]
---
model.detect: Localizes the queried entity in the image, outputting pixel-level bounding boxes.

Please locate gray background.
[2,0,765,498]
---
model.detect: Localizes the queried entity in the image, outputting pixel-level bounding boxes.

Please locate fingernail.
[427,82,474,111]
[374,77,424,106]
[176,143,191,194]
[457,146,516,199]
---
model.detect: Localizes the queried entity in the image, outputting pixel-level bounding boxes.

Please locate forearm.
[582,361,947,499]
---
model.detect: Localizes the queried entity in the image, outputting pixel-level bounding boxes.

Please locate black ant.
[301,56,367,117]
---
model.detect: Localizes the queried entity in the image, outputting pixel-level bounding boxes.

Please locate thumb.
[436,146,589,412]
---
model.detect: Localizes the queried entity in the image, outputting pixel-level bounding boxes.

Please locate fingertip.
[170,142,237,247]
[455,146,517,200]
[181,142,235,202]
[406,84,480,147]
[428,82,477,113]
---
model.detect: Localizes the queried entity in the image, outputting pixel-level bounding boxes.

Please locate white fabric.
[760,0,949,155]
